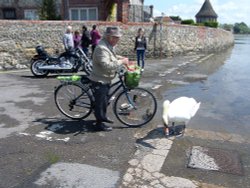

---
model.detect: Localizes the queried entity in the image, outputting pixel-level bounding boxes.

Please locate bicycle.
[54,68,157,127]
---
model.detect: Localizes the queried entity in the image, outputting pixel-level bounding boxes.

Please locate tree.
[39,0,59,20]
[169,16,182,22]
[233,22,250,34]
[220,23,233,31]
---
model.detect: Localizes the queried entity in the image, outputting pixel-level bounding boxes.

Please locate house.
[0,0,153,23]
[195,0,218,23]
[0,0,61,20]
[128,0,153,22]
[154,16,175,24]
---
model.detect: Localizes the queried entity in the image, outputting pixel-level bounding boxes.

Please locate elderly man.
[63,25,74,51]
[89,26,128,131]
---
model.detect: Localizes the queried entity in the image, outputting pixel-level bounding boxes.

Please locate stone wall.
[0,20,234,69]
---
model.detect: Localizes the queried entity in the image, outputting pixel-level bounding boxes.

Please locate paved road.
[1,50,249,188]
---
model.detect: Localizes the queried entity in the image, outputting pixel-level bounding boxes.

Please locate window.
[69,8,97,20]
[3,8,16,19]
[71,9,78,20]
[24,9,39,20]
[88,8,97,20]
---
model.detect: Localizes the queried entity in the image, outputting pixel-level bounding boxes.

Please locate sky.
[144,0,250,26]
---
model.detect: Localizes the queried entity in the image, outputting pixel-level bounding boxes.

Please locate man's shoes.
[102,117,114,124]
[94,122,112,132]
[101,123,112,131]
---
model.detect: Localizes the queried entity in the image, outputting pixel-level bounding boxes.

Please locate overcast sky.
[144,0,250,26]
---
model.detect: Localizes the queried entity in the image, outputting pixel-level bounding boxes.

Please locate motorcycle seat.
[49,56,60,61]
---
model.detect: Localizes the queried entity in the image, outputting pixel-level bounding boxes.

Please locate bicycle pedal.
[120,103,134,110]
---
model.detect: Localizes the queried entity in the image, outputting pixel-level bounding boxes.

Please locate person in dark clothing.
[81,25,91,56]
[90,25,101,57]
[134,28,147,71]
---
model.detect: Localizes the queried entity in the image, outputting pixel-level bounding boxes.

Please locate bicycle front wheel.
[54,83,92,120]
[114,87,157,127]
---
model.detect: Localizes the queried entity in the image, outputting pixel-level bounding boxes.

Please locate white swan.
[162,96,201,135]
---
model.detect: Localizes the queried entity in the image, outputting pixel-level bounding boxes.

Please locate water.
[163,35,250,137]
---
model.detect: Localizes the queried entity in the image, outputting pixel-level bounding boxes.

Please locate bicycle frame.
[57,68,137,110]
[55,68,157,126]
[78,70,136,109]
[108,73,136,109]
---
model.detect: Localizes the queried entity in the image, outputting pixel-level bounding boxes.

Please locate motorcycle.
[30,46,92,78]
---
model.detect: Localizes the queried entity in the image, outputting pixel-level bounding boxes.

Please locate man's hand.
[120,57,129,66]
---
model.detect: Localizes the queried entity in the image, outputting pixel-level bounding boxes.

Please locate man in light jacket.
[89,26,128,131]
[63,26,74,51]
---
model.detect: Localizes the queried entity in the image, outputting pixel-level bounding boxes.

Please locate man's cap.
[105,27,122,37]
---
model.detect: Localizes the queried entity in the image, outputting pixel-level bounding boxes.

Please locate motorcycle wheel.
[30,59,49,78]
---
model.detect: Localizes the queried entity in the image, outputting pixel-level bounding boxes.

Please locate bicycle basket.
[124,66,141,89]
[57,75,81,82]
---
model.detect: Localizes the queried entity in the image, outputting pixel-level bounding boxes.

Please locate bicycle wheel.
[114,87,157,127]
[54,83,93,120]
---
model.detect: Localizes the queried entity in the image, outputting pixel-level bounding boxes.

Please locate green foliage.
[39,0,60,20]
[181,19,195,25]
[204,21,218,28]
[169,16,182,22]
[220,23,234,31]
[107,3,116,21]
[194,23,205,26]
[233,22,250,34]
[45,151,60,164]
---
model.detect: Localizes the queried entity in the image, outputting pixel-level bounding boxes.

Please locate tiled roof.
[195,0,218,18]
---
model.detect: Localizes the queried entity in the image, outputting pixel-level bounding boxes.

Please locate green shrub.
[181,19,195,25]
[194,23,205,26]
[204,21,218,28]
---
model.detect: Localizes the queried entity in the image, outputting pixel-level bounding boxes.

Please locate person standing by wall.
[90,25,101,57]
[134,28,147,71]
[81,25,91,56]
[63,26,74,51]
[88,26,129,131]
[73,30,81,49]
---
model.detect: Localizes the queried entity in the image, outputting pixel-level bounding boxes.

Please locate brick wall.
[117,0,129,23]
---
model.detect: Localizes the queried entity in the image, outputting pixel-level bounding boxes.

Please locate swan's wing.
[168,97,200,122]
[190,102,201,117]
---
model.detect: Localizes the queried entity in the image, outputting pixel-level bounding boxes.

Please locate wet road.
[1,35,250,188]
[162,35,250,137]
[159,35,250,188]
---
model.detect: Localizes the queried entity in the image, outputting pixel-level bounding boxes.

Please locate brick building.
[0,0,61,20]
[0,0,152,23]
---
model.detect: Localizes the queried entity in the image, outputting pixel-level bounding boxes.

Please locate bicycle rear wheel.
[54,83,92,120]
[114,87,157,127]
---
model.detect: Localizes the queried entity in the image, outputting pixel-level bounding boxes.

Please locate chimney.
[149,5,153,17]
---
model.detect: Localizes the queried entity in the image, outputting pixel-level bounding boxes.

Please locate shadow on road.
[135,125,186,149]
[33,117,133,136]
[34,117,98,136]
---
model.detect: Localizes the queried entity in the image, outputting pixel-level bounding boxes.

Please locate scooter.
[30,46,92,78]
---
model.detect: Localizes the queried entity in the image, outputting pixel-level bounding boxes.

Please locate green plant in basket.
[125,66,141,89]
